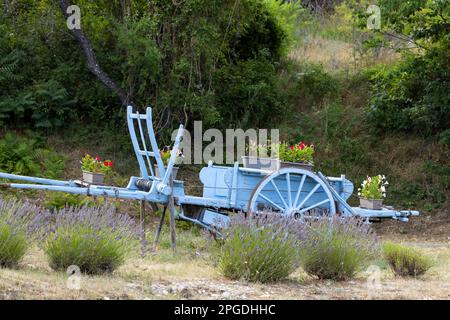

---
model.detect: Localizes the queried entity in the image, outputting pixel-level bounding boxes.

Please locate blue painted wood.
[127,106,150,179]
[145,107,166,178]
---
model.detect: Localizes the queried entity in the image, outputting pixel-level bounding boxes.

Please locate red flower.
[104,161,113,167]
[290,145,294,150]
[95,156,101,162]
[298,142,305,150]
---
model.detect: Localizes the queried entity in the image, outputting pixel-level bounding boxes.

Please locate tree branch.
[58,0,135,107]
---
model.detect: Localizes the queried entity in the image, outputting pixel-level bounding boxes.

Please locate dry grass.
[1,227,449,300]
[289,35,399,73]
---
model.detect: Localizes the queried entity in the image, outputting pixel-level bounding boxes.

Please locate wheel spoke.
[286,173,292,207]
[293,174,307,209]
[296,183,321,210]
[270,179,288,209]
[299,199,330,214]
[258,193,285,212]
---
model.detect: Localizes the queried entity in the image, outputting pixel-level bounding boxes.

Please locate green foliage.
[367,52,450,136]
[283,63,340,109]
[0,0,299,136]
[383,242,432,277]
[0,198,36,268]
[216,213,299,283]
[358,175,388,200]
[299,217,379,281]
[359,0,450,137]
[81,154,112,174]
[0,134,66,178]
[215,54,287,128]
[43,193,96,211]
[37,205,140,274]
[279,141,315,164]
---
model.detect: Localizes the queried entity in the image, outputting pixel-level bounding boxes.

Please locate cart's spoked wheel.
[247,168,336,217]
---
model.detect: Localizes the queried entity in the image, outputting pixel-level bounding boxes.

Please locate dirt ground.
[0,213,449,300]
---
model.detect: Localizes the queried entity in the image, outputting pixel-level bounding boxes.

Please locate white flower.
[382,175,386,179]
[381,186,386,192]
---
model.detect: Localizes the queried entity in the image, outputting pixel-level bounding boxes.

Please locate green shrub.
[43,193,97,211]
[299,217,379,281]
[0,198,36,268]
[0,133,66,178]
[382,242,432,277]
[363,0,449,137]
[216,213,300,283]
[36,205,140,274]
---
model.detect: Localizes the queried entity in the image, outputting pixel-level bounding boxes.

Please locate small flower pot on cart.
[82,171,105,185]
[359,198,383,210]
[153,166,179,180]
[279,161,314,171]
[242,156,280,171]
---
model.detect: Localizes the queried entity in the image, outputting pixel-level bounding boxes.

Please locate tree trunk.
[58,0,135,107]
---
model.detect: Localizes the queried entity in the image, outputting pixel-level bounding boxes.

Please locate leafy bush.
[383,242,432,277]
[299,217,379,281]
[0,198,36,268]
[0,0,298,137]
[215,213,300,283]
[284,63,340,109]
[0,134,66,178]
[43,193,96,211]
[362,0,449,137]
[35,205,140,274]
[215,54,287,129]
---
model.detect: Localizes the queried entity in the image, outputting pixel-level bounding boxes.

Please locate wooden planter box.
[359,198,383,210]
[242,156,280,171]
[153,166,179,180]
[82,171,104,185]
[279,161,314,171]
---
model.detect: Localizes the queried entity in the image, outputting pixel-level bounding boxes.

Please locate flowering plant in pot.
[81,154,113,184]
[279,141,314,170]
[358,175,388,210]
[243,140,281,170]
[154,147,183,179]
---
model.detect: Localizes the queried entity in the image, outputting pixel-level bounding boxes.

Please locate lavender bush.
[0,198,37,268]
[35,204,140,274]
[215,213,300,283]
[298,217,379,281]
[383,242,432,277]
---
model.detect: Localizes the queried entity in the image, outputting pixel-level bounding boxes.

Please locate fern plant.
[0,134,66,178]
[0,49,22,83]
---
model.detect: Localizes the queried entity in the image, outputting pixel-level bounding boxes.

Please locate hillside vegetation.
[0,0,448,215]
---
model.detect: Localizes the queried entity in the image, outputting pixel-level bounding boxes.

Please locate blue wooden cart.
[0,106,419,237]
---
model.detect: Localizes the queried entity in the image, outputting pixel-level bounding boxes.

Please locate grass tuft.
[383,242,433,277]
